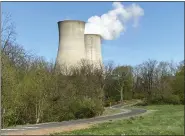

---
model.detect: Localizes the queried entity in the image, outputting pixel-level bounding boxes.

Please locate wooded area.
[1,13,184,127]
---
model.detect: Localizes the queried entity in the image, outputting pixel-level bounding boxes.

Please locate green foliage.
[149,94,180,105]
[1,54,20,127]
[104,59,184,105]
[164,95,181,105]
[1,15,106,127]
[1,46,105,127]
[171,66,184,103]
[2,43,184,128]
[74,99,97,119]
[104,65,134,104]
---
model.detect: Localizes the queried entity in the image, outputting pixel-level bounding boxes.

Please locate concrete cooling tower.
[84,34,103,66]
[56,20,86,69]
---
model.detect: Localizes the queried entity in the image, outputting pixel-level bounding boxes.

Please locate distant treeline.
[104,59,184,106]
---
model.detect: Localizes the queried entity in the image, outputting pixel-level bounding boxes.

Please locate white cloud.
[85,2,144,40]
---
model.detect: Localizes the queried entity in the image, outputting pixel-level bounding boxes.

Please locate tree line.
[104,60,184,106]
[1,13,184,127]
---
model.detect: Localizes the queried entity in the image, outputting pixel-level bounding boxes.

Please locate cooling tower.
[84,34,103,67]
[56,20,86,69]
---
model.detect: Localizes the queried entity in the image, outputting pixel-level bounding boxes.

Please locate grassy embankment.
[53,104,184,135]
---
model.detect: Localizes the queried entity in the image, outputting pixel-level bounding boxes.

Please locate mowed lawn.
[54,105,184,135]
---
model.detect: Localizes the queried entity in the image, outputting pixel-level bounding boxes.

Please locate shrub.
[133,92,146,99]
[149,95,164,104]
[163,95,181,105]
[3,109,17,127]
[124,91,132,100]
[146,94,181,105]
[135,100,148,106]
[75,107,95,119]
[67,97,104,119]
[60,112,75,121]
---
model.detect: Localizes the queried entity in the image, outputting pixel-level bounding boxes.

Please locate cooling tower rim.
[58,20,86,24]
[84,34,102,38]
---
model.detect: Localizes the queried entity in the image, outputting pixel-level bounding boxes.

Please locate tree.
[171,62,184,103]
[1,54,19,127]
[139,60,158,99]
[1,12,16,51]
[132,65,144,98]
[112,65,133,103]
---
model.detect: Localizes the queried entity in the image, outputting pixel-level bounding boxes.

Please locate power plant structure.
[84,34,102,66]
[56,20,103,71]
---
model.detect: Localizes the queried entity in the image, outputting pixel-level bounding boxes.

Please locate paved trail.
[1,104,147,135]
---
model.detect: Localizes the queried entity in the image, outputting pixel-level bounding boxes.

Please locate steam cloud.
[85,2,144,40]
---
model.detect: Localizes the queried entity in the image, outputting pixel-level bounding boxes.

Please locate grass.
[53,105,184,135]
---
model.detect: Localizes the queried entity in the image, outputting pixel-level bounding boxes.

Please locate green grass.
[53,105,184,135]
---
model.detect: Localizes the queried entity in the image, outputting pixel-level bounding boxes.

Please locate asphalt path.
[1,104,147,135]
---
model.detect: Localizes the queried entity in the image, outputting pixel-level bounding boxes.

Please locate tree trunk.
[36,100,41,124]
[36,116,40,124]
[120,87,123,103]
[132,89,135,98]
[35,103,38,123]
[36,101,40,124]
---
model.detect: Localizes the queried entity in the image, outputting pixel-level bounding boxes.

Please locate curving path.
[1,104,147,135]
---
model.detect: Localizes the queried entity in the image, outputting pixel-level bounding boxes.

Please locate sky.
[2,2,184,66]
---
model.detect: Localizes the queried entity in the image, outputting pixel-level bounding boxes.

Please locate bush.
[3,110,17,127]
[104,98,113,107]
[133,92,146,99]
[163,95,181,105]
[114,95,121,102]
[134,100,148,106]
[146,94,181,105]
[148,95,164,104]
[60,112,75,121]
[67,97,104,119]
[124,91,132,100]
[104,100,110,107]
[75,107,95,119]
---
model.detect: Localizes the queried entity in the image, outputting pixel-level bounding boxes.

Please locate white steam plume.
[85,2,144,40]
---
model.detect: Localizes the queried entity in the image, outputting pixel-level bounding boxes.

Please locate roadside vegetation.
[102,99,141,116]
[1,12,184,131]
[53,105,184,135]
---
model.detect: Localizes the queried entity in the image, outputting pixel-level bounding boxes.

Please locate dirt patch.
[7,123,93,135]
